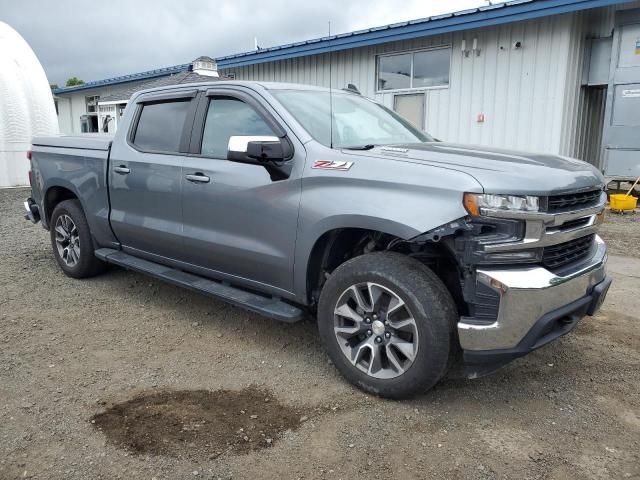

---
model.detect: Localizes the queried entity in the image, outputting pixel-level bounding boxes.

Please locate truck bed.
[32,133,113,151]
[30,133,116,247]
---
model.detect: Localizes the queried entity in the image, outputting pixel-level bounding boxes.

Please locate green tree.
[49,84,59,91]
[65,77,85,87]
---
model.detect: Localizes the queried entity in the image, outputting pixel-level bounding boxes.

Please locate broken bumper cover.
[458,235,610,376]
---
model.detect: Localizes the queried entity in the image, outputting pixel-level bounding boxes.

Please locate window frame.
[188,87,291,160]
[127,90,199,156]
[375,45,451,94]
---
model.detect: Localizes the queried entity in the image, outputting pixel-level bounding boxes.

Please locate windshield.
[271,89,433,149]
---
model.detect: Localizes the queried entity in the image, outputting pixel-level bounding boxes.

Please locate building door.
[393,93,425,130]
[603,9,640,178]
[80,115,98,133]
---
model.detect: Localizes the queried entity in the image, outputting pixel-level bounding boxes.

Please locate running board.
[95,248,304,323]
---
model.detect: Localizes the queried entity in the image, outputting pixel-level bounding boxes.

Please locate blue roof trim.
[216,0,632,69]
[53,63,190,95]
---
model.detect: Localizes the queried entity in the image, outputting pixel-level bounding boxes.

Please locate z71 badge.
[312,160,354,171]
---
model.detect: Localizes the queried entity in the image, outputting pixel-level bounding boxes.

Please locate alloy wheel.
[54,214,80,267]
[333,282,419,379]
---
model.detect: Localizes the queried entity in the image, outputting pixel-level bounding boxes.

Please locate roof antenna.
[328,20,334,149]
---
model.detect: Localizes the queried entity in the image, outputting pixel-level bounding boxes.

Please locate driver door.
[180,89,303,294]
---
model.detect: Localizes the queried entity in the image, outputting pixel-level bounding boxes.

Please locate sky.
[0,0,488,86]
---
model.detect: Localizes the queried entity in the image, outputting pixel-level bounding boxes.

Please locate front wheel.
[317,252,457,399]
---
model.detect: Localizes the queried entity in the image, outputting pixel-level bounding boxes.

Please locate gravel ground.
[1,187,639,480]
[598,210,640,259]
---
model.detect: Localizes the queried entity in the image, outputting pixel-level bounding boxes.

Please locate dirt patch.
[91,386,303,458]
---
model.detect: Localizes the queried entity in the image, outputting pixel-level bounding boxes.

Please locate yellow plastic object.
[609,193,638,211]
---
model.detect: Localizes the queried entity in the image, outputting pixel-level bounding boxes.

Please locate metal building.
[52,0,640,178]
[215,0,640,179]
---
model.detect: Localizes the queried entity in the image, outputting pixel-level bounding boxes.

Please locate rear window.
[132,100,191,152]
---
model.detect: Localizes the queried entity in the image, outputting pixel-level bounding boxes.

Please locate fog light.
[478,272,507,293]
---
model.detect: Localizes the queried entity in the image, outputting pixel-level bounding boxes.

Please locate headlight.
[463,193,539,216]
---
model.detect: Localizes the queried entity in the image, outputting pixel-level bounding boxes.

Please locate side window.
[201,97,275,158]
[133,99,191,152]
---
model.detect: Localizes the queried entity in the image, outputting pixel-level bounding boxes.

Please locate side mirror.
[227,136,285,163]
[227,135,294,181]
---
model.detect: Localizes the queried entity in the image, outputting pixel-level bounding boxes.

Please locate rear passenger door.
[180,88,303,294]
[109,90,197,262]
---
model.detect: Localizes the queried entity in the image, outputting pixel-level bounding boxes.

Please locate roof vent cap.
[192,56,219,77]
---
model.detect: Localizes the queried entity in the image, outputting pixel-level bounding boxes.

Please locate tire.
[317,252,457,399]
[50,199,105,279]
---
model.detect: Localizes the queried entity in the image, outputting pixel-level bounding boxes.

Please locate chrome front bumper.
[458,235,608,352]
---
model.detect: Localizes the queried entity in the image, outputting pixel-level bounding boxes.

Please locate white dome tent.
[0,21,58,187]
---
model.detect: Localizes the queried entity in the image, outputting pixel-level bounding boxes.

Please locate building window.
[85,95,99,113]
[377,47,450,91]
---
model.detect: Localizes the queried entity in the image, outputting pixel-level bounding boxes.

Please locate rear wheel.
[318,252,457,399]
[50,199,105,278]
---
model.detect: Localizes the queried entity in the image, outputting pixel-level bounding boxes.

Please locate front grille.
[553,217,590,231]
[546,189,601,212]
[542,234,595,270]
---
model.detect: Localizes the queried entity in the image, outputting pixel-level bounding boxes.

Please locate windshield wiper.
[343,144,376,150]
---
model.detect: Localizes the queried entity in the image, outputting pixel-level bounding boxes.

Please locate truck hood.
[345,142,605,195]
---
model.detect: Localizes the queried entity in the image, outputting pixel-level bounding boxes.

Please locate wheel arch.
[295,215,417,300]
[43,182,81,228]
[297,215,465,311]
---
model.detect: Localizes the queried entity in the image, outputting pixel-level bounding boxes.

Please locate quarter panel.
[32,145,117,247]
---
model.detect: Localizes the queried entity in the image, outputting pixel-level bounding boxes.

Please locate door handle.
[113,165,130,174]
[185,173,210,183]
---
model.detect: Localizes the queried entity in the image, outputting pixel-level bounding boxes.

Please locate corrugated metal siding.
[558,9,609,167]
[559,12,587,158]
[573,86,606,165]
[222,14,578,155]
[557,1,640,167]
[591,1,640,37]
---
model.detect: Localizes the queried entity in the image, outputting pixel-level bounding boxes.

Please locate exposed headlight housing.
[463,193,540,216]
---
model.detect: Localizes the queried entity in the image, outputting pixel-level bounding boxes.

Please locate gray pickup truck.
[25,81,611,398]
